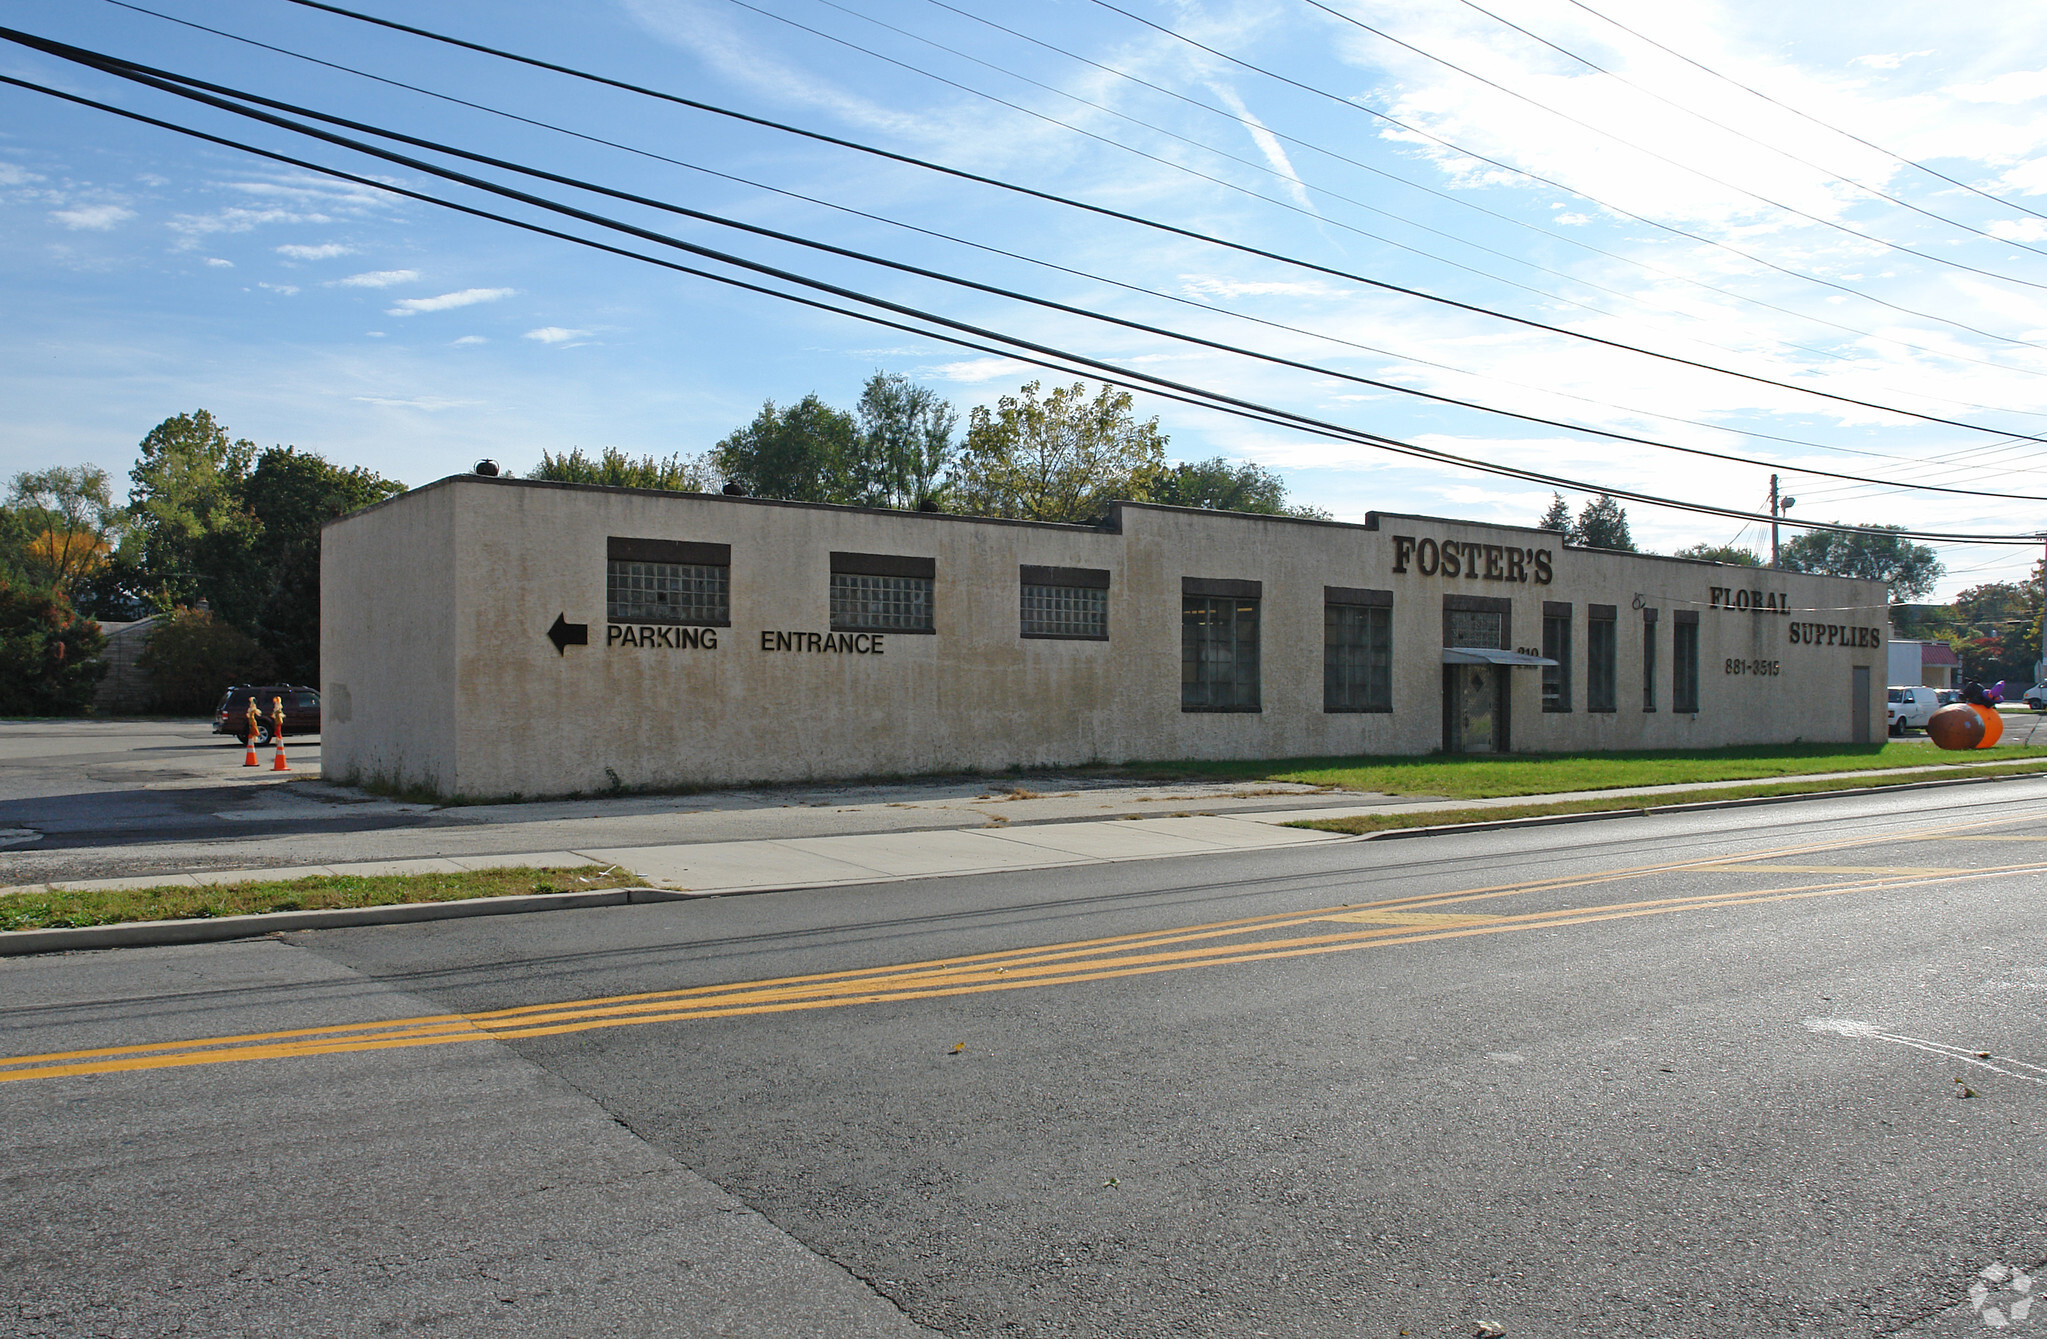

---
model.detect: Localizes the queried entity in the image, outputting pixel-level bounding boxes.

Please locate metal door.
[1851,665,1871,744]
[1446,664,1503,753]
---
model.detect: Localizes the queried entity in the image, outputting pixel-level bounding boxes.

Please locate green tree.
[1779,524,1943,599]
[711,395,858,503]
[852,372,957,509]
[1146,456,1329,518]
[951,381,1166,523]
[1574,493,1636,551]
[1537,492,1573,536]
[217,448,405,684]
[1672,542,1762,566]
[125,410,261,611]
[526,447,717,492]
[137,608,274,714]
[7,466,125,597]
[0,584,106,716]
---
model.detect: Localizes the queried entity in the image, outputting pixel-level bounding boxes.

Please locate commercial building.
[320,475,1891,799]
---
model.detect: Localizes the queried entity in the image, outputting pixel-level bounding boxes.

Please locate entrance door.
[1851,665,1871,744]
[1444,664,1506,753]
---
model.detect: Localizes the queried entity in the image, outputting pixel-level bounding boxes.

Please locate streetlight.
[1770,474,1797,568]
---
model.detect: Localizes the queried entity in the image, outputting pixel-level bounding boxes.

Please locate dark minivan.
[213,685,321,744]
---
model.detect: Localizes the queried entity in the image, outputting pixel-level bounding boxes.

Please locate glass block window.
[1587,613,1617,712]
[1325,603,1391,712]
[831,573,933,632]
[1021,584,1107,639]
[1448,610,1503,648]
[606,560,728,626]
[1182,596,1260,711]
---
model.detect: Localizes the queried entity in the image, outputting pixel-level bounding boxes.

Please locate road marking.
[1932,834,2047,842]
[1804,1019,2047,1086]
[8,855,2044,1086]
[1691,863,1967,875]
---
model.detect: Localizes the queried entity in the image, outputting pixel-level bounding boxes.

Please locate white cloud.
[1853,51,1931,70]
[1208,83,1315,212]
[452,335,488,346]
[1987,218,2047,242]
[276,242,355,260]
[256,282,299,295]
[925,357,1032,383]
[365,331,386,338]
[334,269,419,289]
[51,204,133,231]
[1180,276,1336,299]
[523,326,590,344]
[0,162,41,186]
[386,287,514,316]
[351,395,482,410]
[204,257,234,268]
[1950,69,2047,103]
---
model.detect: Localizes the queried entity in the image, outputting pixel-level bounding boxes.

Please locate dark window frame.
[1673,609,1700,714]
[1019,564,1111,641]
[1587,604,1617,713]
[1542,600,1572,713]
[605,536,732,628]
[1442,593,1511,649]
[1182,577,1261,713]
[1642,607,1659,712]
[1324,587,1393,714]
[830,551,936,634]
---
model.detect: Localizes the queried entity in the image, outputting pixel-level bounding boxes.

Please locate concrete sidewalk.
[11,754,2042,902]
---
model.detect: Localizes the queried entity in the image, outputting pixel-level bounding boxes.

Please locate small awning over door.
[1441,647,1556,667]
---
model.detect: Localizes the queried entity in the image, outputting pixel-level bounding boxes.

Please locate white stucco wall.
[321,476,1891,799]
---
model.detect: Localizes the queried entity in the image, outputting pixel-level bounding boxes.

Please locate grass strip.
[1289,761,2047,837]
[0,866,650,933]
[1124,741,2047,799]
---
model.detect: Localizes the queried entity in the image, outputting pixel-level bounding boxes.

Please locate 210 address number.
[1725,659,1781,676]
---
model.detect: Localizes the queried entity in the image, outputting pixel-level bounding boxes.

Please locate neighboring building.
[321,476,1893,800]
[90,616,158,716]
[1887,638,1961,690]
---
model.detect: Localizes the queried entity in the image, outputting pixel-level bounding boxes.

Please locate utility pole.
[1769,475,1796,568]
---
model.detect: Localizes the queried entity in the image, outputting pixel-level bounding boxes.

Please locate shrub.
[0,584,107,716]
[137,608,274,714]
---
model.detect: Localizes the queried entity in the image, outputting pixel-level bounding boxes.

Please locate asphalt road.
[5,780,2045,1337]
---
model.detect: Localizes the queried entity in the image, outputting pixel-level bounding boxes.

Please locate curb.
[0,886,685,957]
[1353,766,2047,841]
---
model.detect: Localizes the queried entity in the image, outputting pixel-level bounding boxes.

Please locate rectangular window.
[606,537,731,626]
[1587,604,1617,713]
[1542,601,1572,712]
[1642,608,1658,712]
[1324,587,1392,713]
[1019,565,1109,640]
[1674,611,1700,713]
[831,552,935,633]
[1182,577,1260,712]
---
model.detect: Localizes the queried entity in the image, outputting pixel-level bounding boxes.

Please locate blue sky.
[5,0,2047,595]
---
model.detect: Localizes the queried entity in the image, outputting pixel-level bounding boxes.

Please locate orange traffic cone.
[271,736,289,772]
[243,733,259,767]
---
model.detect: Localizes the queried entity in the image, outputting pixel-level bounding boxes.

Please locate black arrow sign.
[547,613,589,656]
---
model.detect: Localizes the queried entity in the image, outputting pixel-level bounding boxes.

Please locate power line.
[260,1,2047,440]
[1299,0,2047,286]
[1448,0,2047,259]
[1556,0,2047,227]
[6,69,2040,544]
[94,0,2047,478]
[1087,0,2047,353]
[905,0,2047,385]
[31,27,2047,505]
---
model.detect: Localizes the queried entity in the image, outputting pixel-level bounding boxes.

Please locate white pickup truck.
[1887,685,1941,734]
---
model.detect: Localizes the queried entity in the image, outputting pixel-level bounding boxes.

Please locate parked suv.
[213,685,321,744]
[1887,685,1941,735]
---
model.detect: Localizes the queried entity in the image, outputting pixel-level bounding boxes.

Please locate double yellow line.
[5,819,2039,1085]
